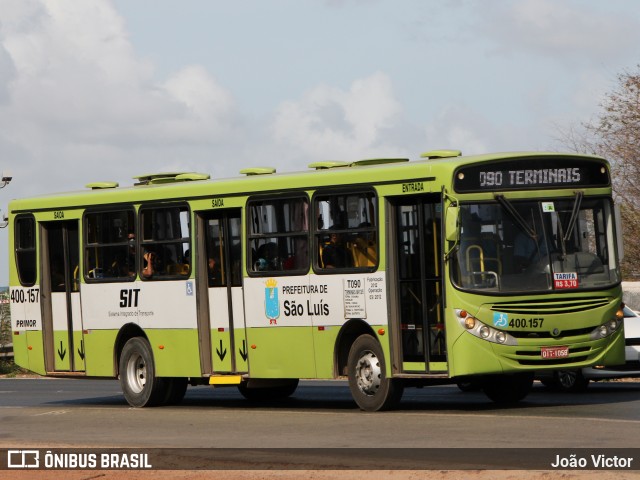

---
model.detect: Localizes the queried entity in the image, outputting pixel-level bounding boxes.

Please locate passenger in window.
[113,233,137,277]
[322,230,353,269]
[142,248,159,278]
[107,233,136,277]
[208,256,222,286]
[109,250,133,278]
[256,242,279,271]
[352,223,377,267]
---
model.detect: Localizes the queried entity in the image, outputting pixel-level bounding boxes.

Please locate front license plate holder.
[540,345,569,359]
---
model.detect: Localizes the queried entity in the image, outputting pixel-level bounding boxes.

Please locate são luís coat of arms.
[264,278,280,325]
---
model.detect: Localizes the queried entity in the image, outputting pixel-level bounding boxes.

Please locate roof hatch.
[85,181,119,190]
[308,161,349,170]
[239,167,276,175]
[350,158,408,167]
[308,158,408,170]
[133,172,210,186]
[420,150,462,159]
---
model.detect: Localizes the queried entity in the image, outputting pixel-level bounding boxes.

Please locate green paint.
[246,327,316,378]
[146,329,202,377]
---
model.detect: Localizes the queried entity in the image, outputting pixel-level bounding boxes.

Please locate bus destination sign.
[453,157,610,193]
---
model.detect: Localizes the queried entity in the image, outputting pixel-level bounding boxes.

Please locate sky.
[1,0,639,285]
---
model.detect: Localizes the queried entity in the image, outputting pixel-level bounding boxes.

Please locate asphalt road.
[1,378,640,450]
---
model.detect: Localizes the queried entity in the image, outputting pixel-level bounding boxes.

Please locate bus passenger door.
[40,220,85,373]
[196,209,248,375]
[389,195,446,373]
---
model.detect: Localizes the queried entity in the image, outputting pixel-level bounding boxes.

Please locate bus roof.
[9,151,608,213]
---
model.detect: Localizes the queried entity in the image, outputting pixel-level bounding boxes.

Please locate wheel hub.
[126,353,147,394]
[355,351,381,396]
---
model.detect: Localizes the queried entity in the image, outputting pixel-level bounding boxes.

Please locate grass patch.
[0,360,27,377]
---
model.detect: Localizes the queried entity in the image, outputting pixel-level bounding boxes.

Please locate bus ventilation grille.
[489,297,610,315]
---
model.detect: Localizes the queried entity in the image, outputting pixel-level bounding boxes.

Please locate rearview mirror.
[445,204,459,242]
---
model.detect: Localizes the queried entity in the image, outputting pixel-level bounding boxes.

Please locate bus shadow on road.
[41,380,640,412]
[171,380,640,412]
[397,380,640,412]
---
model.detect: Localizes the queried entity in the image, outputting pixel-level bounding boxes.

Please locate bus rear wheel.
[119,337,166,407]
[162,377,188,405]
[347,334,403,411]
[482,373,533,404]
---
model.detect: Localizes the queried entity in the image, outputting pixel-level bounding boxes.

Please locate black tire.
[456,379,483,392]
[482,373,533,404]
[539,378,556,388]
[119,337,167,407]
[347,334,404,411]
[237,379,299,401]
[553,370,590,393]
[162,377,188,405]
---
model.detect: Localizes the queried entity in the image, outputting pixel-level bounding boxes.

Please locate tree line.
[561,66,640,280]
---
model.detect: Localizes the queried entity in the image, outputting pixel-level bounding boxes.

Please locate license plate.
[541,346,569,359]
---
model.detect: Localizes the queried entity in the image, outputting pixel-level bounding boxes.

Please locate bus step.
[209,375,243,385]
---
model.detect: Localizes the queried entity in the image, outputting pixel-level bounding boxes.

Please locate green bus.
[8,150,625,411]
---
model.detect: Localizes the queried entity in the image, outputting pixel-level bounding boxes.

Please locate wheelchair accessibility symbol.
[493,312,508,327]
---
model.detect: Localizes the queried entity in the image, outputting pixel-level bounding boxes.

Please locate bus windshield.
[451,196,620,293]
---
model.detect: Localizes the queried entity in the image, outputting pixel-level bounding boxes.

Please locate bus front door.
[40,220,85,373]
[390,195,446,373]
[196,209,248,375]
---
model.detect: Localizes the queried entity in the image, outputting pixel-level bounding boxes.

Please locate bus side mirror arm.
[615,203,624,263]
[444,203,460,260]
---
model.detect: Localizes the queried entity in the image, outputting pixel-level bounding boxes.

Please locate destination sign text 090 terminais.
[453,157,610,193]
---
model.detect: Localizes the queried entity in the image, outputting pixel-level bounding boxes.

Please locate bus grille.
[490,297,610,315]
[508,327,593,339]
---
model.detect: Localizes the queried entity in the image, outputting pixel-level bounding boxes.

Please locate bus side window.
[84,210,136,282]
[139,205,191,280]
[247,196,309,275]
[314,191,378,272]
[14,215,37,286]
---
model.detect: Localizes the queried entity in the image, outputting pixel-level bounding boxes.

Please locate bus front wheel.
[482,373,533,404]
[347,334,403,411]
[119,337,167,408]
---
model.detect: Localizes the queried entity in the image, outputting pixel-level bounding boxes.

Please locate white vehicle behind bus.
[538,306,640,392]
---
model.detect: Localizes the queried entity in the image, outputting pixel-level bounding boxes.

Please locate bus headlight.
[465,316,476,329]
[590,315,622,340]
[479,326,490,338]
[455,309,517,346]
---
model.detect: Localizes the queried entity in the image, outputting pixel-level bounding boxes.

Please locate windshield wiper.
[495,194,537,238]
[555,213,567,258]
[553,191,583,260]
[563,191,583,242]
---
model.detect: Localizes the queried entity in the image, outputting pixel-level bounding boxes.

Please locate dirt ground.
[4,470,640,480]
